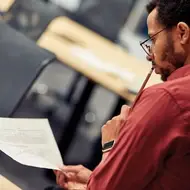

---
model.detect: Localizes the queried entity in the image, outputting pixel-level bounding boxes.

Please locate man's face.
[147,9,188,81]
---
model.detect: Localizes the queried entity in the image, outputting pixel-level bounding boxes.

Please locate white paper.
[0,118,63,170]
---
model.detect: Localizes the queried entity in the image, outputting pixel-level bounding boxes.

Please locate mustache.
[151,61,156,67]
[146,55,156,66]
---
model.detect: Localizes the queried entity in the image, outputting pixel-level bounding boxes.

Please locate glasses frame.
[140,28,167,56]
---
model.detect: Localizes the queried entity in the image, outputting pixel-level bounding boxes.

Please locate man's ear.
[177,22,190,45]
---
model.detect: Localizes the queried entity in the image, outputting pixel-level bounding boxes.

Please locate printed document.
[0,118,63,170]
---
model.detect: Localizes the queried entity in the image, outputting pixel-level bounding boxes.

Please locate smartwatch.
[102,140,115,153]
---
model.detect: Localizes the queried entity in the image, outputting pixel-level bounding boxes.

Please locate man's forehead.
[147,8,162,36]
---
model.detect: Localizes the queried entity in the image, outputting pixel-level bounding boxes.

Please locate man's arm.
[88,88,182,190]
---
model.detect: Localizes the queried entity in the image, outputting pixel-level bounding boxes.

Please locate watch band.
[102,140,115,153]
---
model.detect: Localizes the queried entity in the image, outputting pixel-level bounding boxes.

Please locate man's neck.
[184,54,190,65]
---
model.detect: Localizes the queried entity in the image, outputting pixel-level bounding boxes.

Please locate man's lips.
[155,67,160,74]
[151,61,160,74]
[153,64,161,74]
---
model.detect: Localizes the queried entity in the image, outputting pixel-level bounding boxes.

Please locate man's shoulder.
[146,75,190,94]
[144,75,190,107]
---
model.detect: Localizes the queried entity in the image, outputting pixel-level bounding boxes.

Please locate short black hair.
[146,0,157,14]
[146,0,190,28]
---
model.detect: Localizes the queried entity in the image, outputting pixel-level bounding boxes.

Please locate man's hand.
[54,105,129,189]
[101,105,130,146]
[54,165,92,190]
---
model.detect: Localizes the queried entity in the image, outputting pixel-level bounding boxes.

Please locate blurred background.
[0,0,160,189]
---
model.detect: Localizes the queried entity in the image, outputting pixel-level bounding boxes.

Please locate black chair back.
[0,21,55,117]
[5,0,65,40]
[75,0,135,42]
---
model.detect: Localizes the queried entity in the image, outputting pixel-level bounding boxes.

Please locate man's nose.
[146,54,154,62]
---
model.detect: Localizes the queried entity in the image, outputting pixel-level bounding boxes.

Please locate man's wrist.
[101,152,109,162]
[101,140,115,163]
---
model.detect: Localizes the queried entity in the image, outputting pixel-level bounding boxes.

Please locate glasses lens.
[142,40,152,55]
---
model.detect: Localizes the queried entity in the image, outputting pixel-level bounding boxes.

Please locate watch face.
[102,140,115,150]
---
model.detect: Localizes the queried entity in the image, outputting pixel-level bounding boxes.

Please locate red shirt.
[87,64,190,190]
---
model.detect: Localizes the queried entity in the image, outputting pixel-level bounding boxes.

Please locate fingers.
[66,172,78,182]
[67,182,87,190]
[105,105,129,125]
[101,107,130,145]
[106,120,112,125]
[120,105,130,122]
[55,165,89,189]
[56,171,68,189]
[60,165,84,174]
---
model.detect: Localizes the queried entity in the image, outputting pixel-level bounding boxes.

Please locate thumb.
[120,105,130,122]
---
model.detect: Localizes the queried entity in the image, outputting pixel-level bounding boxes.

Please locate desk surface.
[0,175,21,190]
[38,17,161,102]
[0,0,15,12]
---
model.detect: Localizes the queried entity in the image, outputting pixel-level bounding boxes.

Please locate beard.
[159,34,185,81]
[159,68,170,81]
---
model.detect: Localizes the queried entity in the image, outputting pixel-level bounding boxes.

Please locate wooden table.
[37,16,160,102]
[37,16,161,155]
[0,175,21,190]
[0,0,15,12]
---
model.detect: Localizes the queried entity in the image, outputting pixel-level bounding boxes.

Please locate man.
[55,0,190,189]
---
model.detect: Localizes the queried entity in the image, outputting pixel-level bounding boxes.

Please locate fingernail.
[121,105,126,110]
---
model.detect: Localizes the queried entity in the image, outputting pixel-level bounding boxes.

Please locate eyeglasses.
[140,28,166,56]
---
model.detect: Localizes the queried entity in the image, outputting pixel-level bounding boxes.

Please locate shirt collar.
[167,64,190,81]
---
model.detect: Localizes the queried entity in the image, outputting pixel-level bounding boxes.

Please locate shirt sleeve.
[87,88,182,190]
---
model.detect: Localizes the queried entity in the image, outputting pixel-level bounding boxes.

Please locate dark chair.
[73,0,136,42]
[0,21,56,117]
[0,20,63,189]
[3,0,81,108]
[0,20,94,187]
[4,0,66,41]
